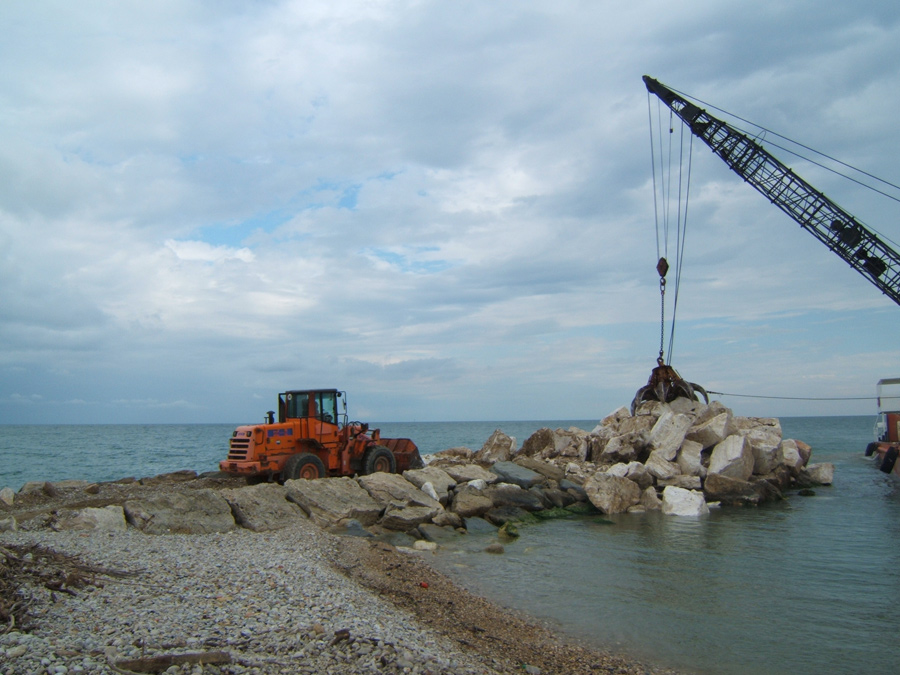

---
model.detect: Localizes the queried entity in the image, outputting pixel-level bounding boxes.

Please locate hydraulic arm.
[644,75,900,306]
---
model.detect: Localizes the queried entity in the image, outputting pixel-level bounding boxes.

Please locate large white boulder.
[661,486,709,516]
[708,435,754,481]
[686,411,731,449]
[648,411,693,460]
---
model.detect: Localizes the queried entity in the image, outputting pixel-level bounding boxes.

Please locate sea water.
[1,416,898,674]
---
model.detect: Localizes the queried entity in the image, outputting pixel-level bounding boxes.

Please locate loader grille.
[227,436,250,460]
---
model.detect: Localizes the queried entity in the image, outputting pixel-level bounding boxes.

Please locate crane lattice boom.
[644,75,900,306]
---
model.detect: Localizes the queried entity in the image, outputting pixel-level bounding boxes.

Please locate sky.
[2,0,900,425]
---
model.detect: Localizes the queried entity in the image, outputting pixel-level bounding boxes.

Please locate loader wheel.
[283,453,326,481]
[362,445,396,474]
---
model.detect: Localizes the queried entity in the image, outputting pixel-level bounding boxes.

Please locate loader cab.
[278,389,346,426]
[875,378,900,443]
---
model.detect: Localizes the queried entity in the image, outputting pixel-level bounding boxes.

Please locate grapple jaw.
[631,358,709,414]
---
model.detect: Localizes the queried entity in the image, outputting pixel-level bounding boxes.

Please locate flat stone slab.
[490,461,546,488]
[441,464,498,484]
[284,477,382,527]
[124,489,235,534]
[220,483,304,532]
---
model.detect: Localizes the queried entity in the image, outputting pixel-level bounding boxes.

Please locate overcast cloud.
[2,0,899,424]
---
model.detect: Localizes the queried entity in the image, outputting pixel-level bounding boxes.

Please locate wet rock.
[797,462,834,487]
[661,486,709,516]
[464,516,499,534]
[704,473,771,506]
[583,473,641,515]
[641,486,661,511]
[484,505,533,526]
[485,543,505,554]
[484,483,545,511]
[775,439,805,474]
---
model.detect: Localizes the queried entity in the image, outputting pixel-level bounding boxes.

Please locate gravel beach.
[1,482,676,675]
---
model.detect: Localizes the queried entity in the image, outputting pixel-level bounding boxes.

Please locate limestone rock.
[708,435,754,481]
[284,477,382,527]
[490,461,546,488]
[704,473,774,506]
[357,472,442,511]
[661,486,709,516]
[52,506,126,532]
[686,411,731,450]
[648,411,694,460]
[658,475,702,490]
[450,486,494,518]
[641,486,662,511]
[520,428,557,458]
[441,464,498,484]
[220,483,304,532]
[473,430,517,464]
[429,446,474,462]
[513,455,566,482]
[420,481,440,502]
[775,439,804,473]
[403,466,457,503]
[645,450,680,480]
[381,504,441,531]
[600,432,646,464]
[0,487,14,506]
[676,439,706,478]
[606,462,652,490]
[583,473,642,515]
[600,406,631,428]
[798,462,834,487]
[0,517,16,532]
[124,489,235,534]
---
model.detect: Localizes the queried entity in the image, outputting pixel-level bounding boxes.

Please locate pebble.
[1,521,494,674]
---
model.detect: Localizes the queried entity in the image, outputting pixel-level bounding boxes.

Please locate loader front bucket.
[380,437,425,472]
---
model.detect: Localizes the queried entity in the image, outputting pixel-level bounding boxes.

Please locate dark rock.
[418,522,464,544]
[704,473,779,506]
[483,505,536,526]
[464,517,499,535]
[485,543,505,554]
[139,470,198,486]
[490,461,546,488]
[484,484,545,511]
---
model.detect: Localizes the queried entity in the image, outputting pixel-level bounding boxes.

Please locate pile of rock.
[0,397,834,541]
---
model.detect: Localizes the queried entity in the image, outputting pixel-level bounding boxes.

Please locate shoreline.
[1,481,677,675]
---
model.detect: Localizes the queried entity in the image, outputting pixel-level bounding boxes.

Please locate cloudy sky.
[2,1,899,425]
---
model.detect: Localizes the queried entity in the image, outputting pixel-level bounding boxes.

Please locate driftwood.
[114,651,232,673]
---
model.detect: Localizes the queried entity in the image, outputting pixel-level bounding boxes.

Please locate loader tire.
[283,453,326,481]
[362,445,396,475]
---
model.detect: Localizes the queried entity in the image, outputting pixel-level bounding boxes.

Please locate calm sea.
[1,416,898,674]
